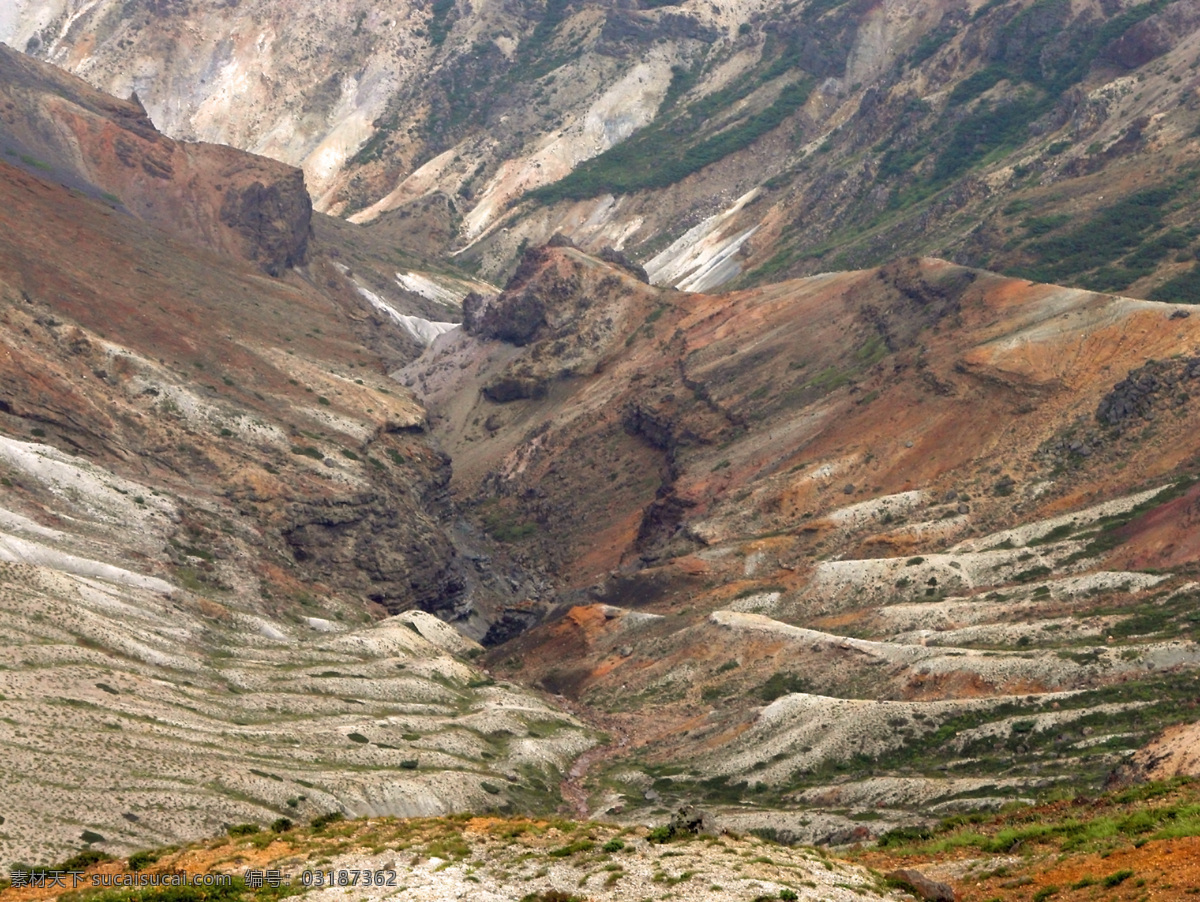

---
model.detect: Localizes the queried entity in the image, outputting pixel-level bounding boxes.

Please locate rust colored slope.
[0,43,309,275]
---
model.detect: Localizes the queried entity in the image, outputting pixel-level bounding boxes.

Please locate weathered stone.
[887,868,956,902]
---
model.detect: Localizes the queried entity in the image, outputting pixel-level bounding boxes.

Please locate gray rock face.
[1097,357,1200,426]
[281,476,467,618]
[670,804,718,837]
[887,868,956,902]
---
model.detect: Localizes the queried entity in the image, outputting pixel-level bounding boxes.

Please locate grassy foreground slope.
[4,779,1200,902]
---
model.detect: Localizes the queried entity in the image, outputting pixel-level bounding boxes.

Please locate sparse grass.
[871,778,1200,858]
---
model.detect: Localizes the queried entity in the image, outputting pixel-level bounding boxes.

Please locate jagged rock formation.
[0,43,311,275]
[1096,356,1200,427]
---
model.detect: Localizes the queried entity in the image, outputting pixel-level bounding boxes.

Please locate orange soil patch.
[810,611,873,631]
[864,836,1200,902]
[1114,481,1200,571]
[0,840,299,902]
[902,670,1001,700]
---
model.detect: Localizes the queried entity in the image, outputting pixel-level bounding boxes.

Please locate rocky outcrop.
[597,246,649,283]
[1103,1,1200,70]
[219,167,312,276]
[858,258,976,352]
[1096,357,1200,427]
[282,489,466,617]
[0,43,311,276]
[481,374,548,403]
[886,869,956,902]
[1108,721,1200,787]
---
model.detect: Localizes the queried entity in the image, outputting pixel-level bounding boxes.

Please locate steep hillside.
[403,241,1200,838]
[0,48,588,864]
[9,0,1200,300]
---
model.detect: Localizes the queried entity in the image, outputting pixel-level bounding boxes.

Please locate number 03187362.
[299,870,398,887]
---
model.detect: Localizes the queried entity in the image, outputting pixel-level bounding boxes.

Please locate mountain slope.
[6,21,1200,869]
[8,0,1200,300]
[0,47,589,864]
[401,241,1200,837]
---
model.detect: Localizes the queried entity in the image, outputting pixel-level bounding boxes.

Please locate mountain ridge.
[8,0,1200,301]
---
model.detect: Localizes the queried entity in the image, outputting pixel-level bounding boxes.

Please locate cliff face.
[0,43,310,275]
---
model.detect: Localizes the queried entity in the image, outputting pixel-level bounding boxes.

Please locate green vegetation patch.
[531,68,813,203]
[1151,262,1200,304]
[874,777,1200,857]
[758,672,814,702]
[1011,181,1195,289]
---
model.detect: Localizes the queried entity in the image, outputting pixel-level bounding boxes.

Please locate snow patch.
[395,272,471,308]
[354,283,457,345]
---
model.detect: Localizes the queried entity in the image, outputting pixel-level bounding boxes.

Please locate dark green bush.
[60,849,113,870]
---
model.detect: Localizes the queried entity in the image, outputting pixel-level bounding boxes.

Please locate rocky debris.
[1096,357,1199,426]
[887,869,956,902]
[209,819,889,902]
[1037,420,1110,466]
[669,804,719,837]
